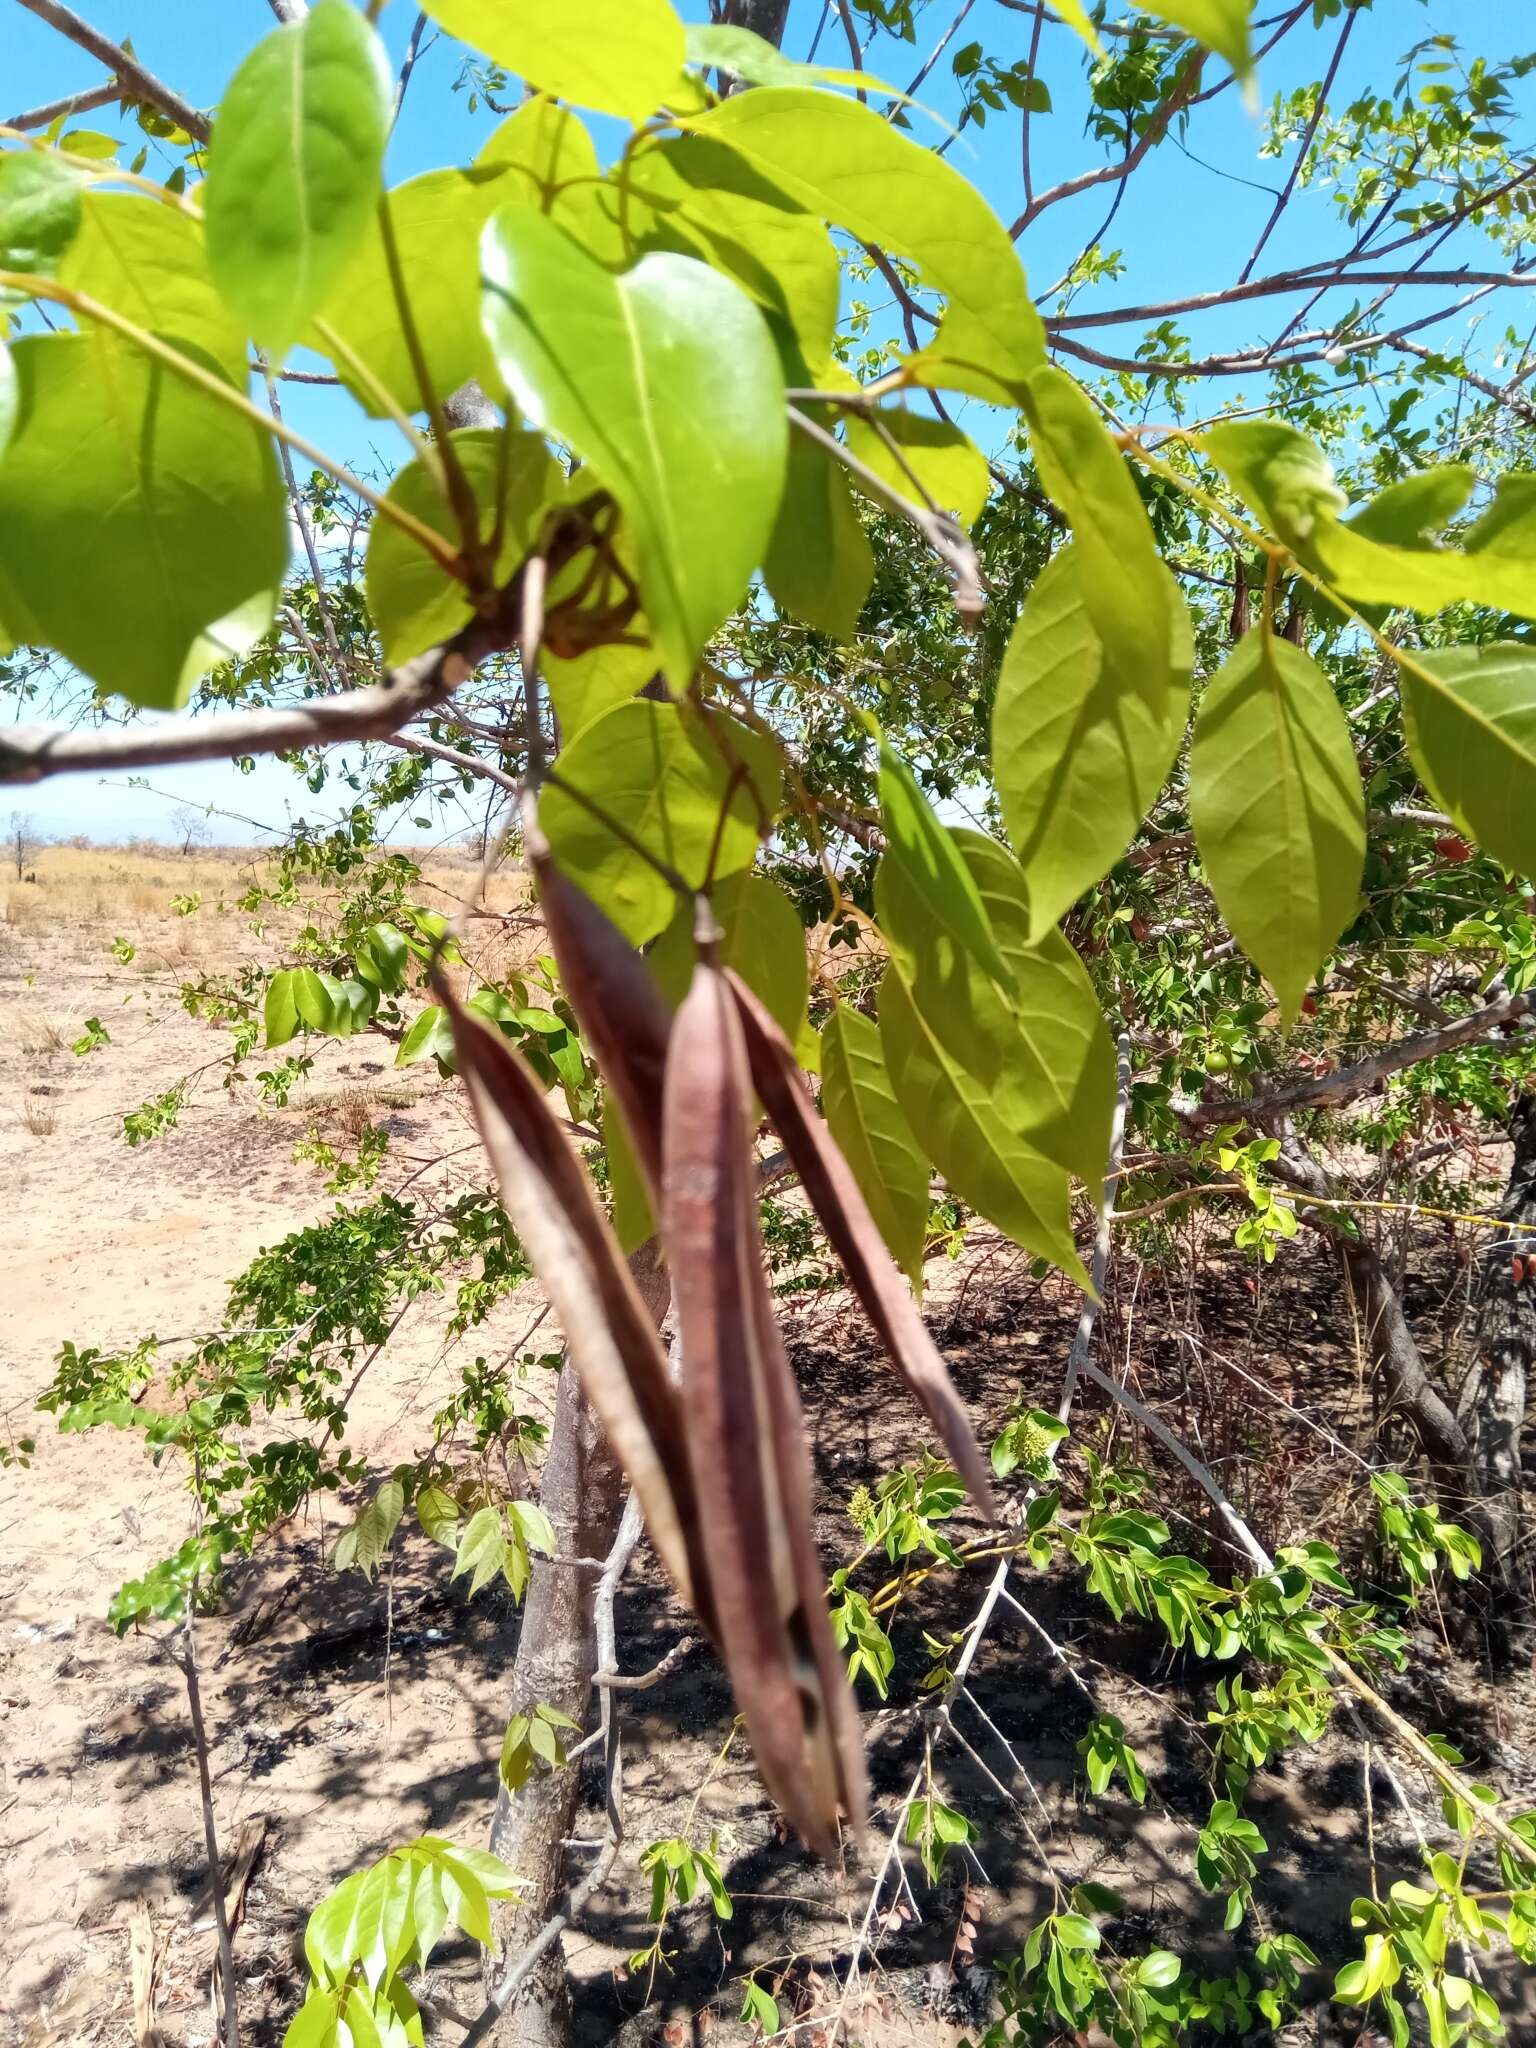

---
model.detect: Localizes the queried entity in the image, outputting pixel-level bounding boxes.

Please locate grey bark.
[1464,1095,1535,1606]
[484,1245,671,2048]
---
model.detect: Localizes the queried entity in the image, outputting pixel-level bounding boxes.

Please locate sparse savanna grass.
[18,1091,56,1137]
[1,1005,70,1056]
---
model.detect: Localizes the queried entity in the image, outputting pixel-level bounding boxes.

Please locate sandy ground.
[4,852,1536,2048]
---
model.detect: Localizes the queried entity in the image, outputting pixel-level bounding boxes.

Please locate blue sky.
[6,1,1532,842]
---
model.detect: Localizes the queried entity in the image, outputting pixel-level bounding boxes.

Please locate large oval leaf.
[763,427,873,641]
[482,209,787,689]
[690,88,1044,404]
[0,331,286,709]
[879,740,1009,986]
[1189,632,1365,1026]
[0,149,82,300]
[651,870,808,1043]
[993,543,1192,941]
[59,193,246,384]
[820,1003,930,1292]
[421,0,687,124]
[206,0,392,357]
[878,966,1085,1284]
[876,830,1114,1186]
[539,701,781,944]
[1401,643,1536,878]
[365,428,558,663]
[312,167,511,415]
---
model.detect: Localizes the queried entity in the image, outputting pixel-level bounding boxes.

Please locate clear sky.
[5,1,1532,843]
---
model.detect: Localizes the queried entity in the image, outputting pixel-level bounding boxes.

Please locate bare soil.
[3,860,1534,2048]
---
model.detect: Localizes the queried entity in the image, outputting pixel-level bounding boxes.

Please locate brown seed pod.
[663,955,867,1855]
[439,974,714,1631]
[522,793,672,1204]
[724,968,996,1522]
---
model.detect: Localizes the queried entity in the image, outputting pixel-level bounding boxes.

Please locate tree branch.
[1049,266,1533,335]
[1176,991,1536,1129]
[5,79,121,131]
[0,632,490,786]
[1237,7,1357,285]
[13,0,210,143]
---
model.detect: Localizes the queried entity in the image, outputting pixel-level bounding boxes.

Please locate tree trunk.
[1465,1094,1535,1608]
[484,1247,671,2048]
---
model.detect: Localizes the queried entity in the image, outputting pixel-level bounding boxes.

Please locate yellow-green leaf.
[879,965,1085,1284]
[311,167,510,415]
[539,701,780,944]
[482,208,787,689]
[0,331,286,710]
[421,0,687,125]
[1400,643,1536,877]
[993,543,1192,941]
[365,428,558,664]
[820,1002,929,1290]
[59,192,246,384]
[651,870,809,1043]
[690,87,1044,404]
[845,408,990,527]
[205,0,393,356]
[1189,631,1365,1025]
[764,427,873,640]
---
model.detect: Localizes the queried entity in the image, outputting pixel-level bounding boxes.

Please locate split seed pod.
[439,976,713,1630]
[523,795,671,1202]
[725,969,996,1522]
[663,955,869,1856]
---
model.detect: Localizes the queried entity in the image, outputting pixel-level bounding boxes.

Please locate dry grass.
[18,1092,56,1137]
[2,1008,69,1056]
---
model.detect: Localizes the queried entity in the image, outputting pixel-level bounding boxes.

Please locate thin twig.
[14,0,209,142]
[178,1594,240,2048]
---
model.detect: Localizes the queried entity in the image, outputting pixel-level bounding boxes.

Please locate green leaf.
[955,830,1116,1185]
[1189,631,1365,1025]
[879,965,1085,1284]
[993,542,1192,940]
[627,136,842,379]
[312,167,509,416]
[1400,643,1536,876]
[1020,366,1170,690]
[452,1504,508,1597]
[0,148,82,298]
[1202,418,1348,552]
[876,834,1114,1185]
[652,870,808,1043]
[0,331,286,710]
[685,23,899,99]
[478,95,600,195]
[879,741,1009,986]
[1044,0,1104,57]
[538,701,780,944]
[763,426,873,641]
[396,1004,456,1068]
[205,0,393,357]
[544,639,659,740]
[421,0,688,124]
[844,409,991,528]
[482,210,787,689]
[416,1482,461,1547]
[691,88,1044,404]
[820,1003,930,1292]
[58,193,247,384]
[265,969,300,1049]
[1142,3,1253,80]
[605,1091,655,1255]
[365,429,559,663]
[1314,470,1536,623]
